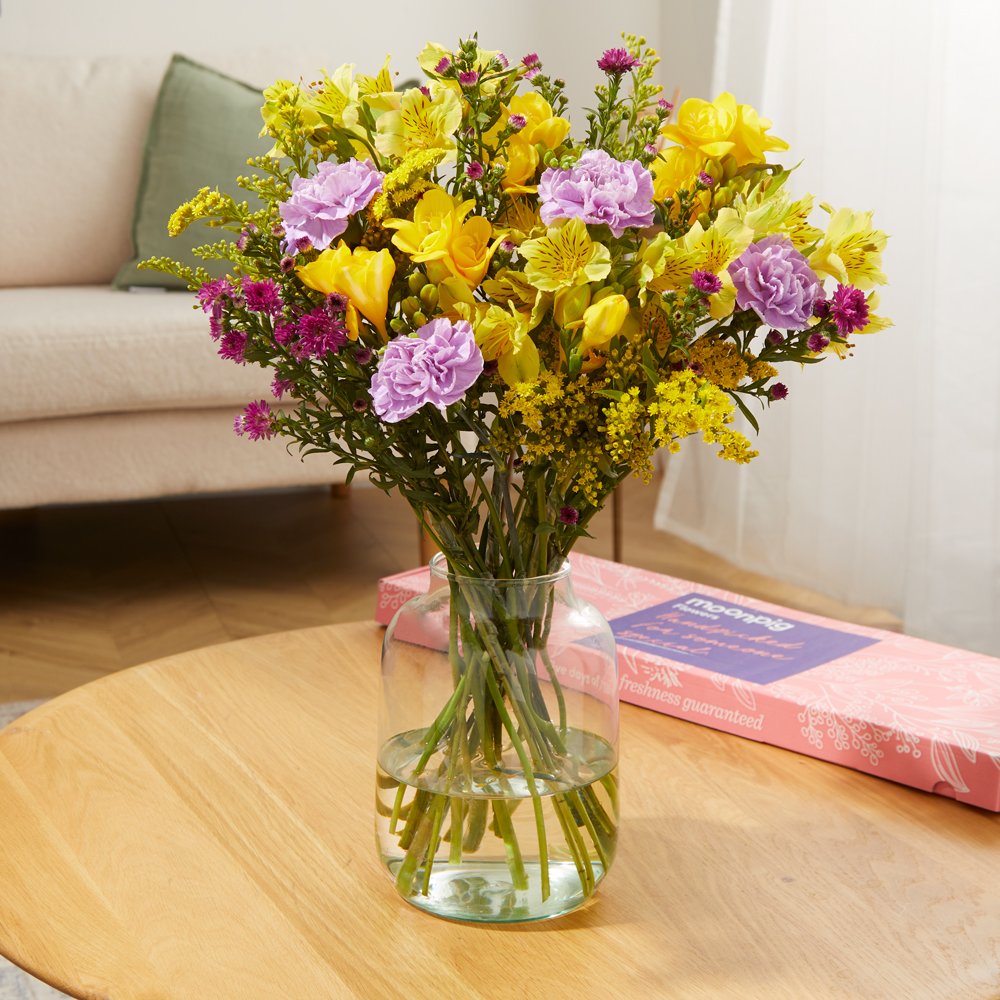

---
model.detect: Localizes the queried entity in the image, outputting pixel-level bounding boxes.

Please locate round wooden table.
[0,622,997,999]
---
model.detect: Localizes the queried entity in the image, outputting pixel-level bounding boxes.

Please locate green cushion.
[113,54,270,290]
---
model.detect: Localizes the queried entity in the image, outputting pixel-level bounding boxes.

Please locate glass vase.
[376,554,619,923]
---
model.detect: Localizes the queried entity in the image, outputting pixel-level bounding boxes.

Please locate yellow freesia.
[499,93,571,193]
[728,103,788,166]
[384,187,495,288]
[809,207,888,289]
[660,92,738,158]
[519,219,612,292]
[375,83,462,160]
[580,294,631,352]
[296,243,395,340]
[650,146,704,201]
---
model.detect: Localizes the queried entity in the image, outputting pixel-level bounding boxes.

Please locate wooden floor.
[0,475,900,701]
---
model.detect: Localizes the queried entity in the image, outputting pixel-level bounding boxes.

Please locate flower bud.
[419,283,439,310]
[412,310,428,327]
[402,296,421,318]
[553,284,592,329]
[407,271,428,294]
[389,317,408,335]
[580,294,630,352]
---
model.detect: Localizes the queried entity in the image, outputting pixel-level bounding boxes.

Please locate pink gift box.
[376,554,1000,811]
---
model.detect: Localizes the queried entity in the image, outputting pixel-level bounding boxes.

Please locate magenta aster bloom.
[242,277,282,316]
[279,159,384,253]
[370,318,484,423]
[434,57,451,74]
[658,98,674,112]
[807,332,830,352]
[691,270,722,294]
[271,375,295,399]
[697,171,716,187]
[234,400,276,441]
[522,52,540,68]
[597,47,641,75]
[218,329,247,363]
[829,284,870,335]
[538,149,655,237]
[559,506,580,525]
[465,161,485,180]
[295,308,348,359]
[458,70,479,87]
[769,382,789,401]
[728,235,821,330]
[508,113,527,131]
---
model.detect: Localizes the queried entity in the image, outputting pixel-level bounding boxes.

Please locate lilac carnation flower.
[278,159,384,253]
[728,235,822,331]
[537,149,654,237]
[370,318,484,423]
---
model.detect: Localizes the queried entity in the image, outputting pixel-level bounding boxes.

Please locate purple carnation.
[278,159,384,253]
[370,318,484,423]
[597,47,641,75]
[829,284,870,335]
[537,149,655,237]
[728,235,822,331]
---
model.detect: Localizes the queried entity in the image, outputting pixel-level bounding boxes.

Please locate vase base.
[387,860,606,924]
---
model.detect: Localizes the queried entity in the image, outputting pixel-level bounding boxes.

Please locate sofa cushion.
[0,54,170,287]
[113,55,272,291]
[0,287,275,423]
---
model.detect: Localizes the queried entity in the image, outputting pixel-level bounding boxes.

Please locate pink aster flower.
[434,57,451,74]
[465,162,485,180]
[769,382,789,401]
[218,329,247,363]
[829,284,870,335]
[234,400,276,441]
[370,318,484,423]
[538,149,655,236]
[279,158,384,253]
[458,70,479,87]
[522,52,540,68]
[691,270,722,294]
[293,308,348,360]
[241,277,283,316]
[559,506,580,526]
[508,113,527,131]
[807,332,830,352]
[597,47,641,75]
[697,171,716,187]
[271,375,295,399]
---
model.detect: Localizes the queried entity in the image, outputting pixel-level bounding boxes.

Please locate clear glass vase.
[376,554,619,923]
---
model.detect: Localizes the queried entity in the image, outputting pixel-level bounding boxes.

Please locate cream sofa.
[0,52,345,510]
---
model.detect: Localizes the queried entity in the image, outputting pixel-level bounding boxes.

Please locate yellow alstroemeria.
[356,57,399,112]
[809,206,888,289]
[734,184,824,250]
[375,83,462,160]
[384,187,495,288]
[660,92,738,158]
[454,301,540,385]
[310,64,361,130]
[297,243,395,340]
[645,208,754,294]
[519,218,612,292]
[859,292,893,335]
[494,196,544,246]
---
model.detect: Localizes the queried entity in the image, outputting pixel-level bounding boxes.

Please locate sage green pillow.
[113,54,270,290]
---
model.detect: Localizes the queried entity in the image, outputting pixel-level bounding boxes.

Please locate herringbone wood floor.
[0,476,899,701]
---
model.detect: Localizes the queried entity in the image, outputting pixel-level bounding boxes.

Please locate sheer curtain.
[655,0,1000,655]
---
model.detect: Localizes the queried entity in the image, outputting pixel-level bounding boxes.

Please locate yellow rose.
[296,243,395,340]
[660,92,738,158]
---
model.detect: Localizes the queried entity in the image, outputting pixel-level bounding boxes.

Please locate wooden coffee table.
[0,622,996,999]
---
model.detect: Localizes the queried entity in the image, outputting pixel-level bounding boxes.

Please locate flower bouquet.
[147,34,889,921]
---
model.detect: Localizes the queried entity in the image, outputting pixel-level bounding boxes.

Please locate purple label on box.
[610,592,879,684]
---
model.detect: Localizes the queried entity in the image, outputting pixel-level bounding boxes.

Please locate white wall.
[0,0,719,116]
